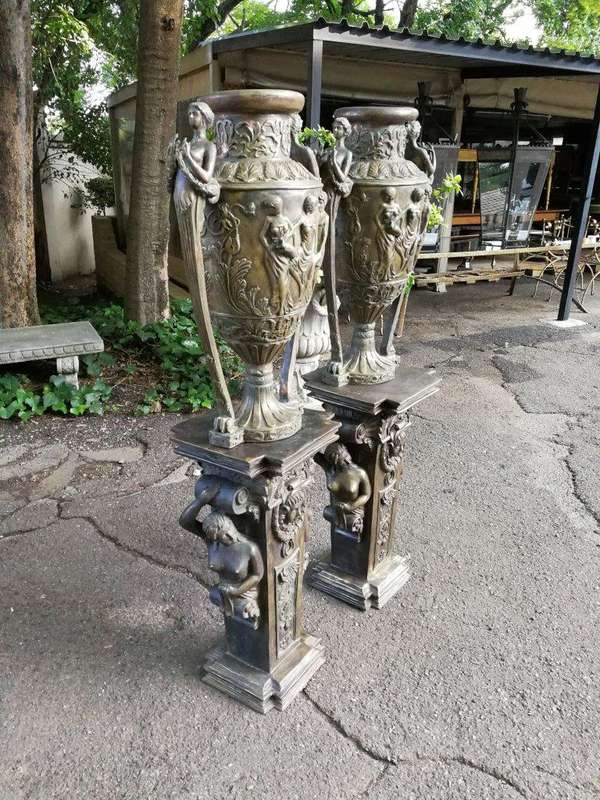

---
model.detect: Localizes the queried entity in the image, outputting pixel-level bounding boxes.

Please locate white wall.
[39,146,100,283]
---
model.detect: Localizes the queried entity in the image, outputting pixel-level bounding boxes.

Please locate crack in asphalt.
[303,691,396,765]
[0,522,57,542]
[304,691,530,798]
[356,763,392,798]
[535,764,600,796]
[489,361,600,539]
[561,443,600,536]
[442,755,527,798]
[57,505,210,589]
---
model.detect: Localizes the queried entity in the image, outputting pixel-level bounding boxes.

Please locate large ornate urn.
[333,106,433,384]
[201,90,324,442]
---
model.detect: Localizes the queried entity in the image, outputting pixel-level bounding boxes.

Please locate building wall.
[40,147,103,283]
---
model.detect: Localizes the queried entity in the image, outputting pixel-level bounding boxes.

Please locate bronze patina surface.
[305,366,441,610]
[198,89,325,443]
[171,411,339,712]
[322,106,434,385]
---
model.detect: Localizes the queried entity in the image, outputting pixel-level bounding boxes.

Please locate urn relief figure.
[198,90,324,444]
[324,106,434,385]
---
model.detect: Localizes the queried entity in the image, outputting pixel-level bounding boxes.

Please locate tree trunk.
[374,0,385,26]
[0,0,40,328]
[125,0,183,325]
[33,112,52,284]
[399,0,419,28]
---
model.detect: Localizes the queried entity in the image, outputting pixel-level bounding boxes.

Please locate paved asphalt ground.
[1,280,600,799]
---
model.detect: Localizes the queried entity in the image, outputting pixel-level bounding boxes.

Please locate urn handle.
[171,100,243,448]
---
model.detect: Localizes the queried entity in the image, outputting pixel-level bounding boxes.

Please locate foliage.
[299,126,336,150]
[413,0,515,41]
[39,296,243,417]
[32,1,111,180]
[531,0,600,54]
[76,175,116,215]
[1,296,243,422]
[427,172,462,231]
[0,373,112,422]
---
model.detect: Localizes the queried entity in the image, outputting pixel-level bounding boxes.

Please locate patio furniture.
[0,321,104,388]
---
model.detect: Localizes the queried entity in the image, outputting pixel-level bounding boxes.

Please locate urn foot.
[203,634,325,713]
[345,323,396,385]
[318,361,349,387]
[307,556,410,610]
[237,364,302,442]
[208,415,245,448]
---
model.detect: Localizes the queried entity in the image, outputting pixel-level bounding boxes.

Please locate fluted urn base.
[236,364,302,442]
[345,323,396,385]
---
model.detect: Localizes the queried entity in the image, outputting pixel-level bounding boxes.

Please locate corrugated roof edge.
[203,16,600,67]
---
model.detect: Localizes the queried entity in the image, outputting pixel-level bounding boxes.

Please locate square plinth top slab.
[304,365,441,417]
[0,322,104,365]
[171,409,340,478]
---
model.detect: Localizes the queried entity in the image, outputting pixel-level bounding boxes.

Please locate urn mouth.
[334,106,419,125]
[201,89,305,115]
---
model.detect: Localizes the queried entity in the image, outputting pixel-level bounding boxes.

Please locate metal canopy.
[206,19,600,321]
[209,19,600,79]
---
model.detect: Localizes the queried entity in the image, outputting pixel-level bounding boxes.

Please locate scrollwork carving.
[275,550,300,655]
[347,124,407,162]
[271,459,314,556]
[376,413,410,562]
[215,115,293,160]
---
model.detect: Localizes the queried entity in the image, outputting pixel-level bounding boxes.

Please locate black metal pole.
[558,82,600,320]
[306,38,323,129]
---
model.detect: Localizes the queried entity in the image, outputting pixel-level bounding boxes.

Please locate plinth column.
[172,410,339,712]
[305,366,440,610]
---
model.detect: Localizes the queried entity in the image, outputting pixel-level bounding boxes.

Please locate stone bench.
[0,321,104,389]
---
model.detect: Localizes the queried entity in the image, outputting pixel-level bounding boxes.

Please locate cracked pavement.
[1,282,600,799]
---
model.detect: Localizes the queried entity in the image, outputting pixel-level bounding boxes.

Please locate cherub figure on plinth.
[203,511,264,629]
[316,442,372,538]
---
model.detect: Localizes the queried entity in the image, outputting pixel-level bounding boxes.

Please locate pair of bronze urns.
[170,89,435,448]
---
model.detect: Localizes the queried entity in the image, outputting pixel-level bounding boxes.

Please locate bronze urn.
[332,106,434,384]
[199,90,326,442]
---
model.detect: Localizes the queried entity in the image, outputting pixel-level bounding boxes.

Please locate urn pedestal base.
[307,554,409,610]
[204,633,324,713]
[172,409,339,713]
[305,366,441,611]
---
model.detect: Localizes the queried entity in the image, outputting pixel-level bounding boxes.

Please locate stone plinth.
[172,409,339,712]
[304,366,441,610]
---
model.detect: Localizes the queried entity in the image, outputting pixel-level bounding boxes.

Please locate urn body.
[202,90,324,441]
[335,107,432,384]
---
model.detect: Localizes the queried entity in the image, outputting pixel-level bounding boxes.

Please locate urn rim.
[334,106,419,125]
[201,89,305,115]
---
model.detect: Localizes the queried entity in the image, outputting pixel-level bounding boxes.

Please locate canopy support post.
[558,82,600,320]
[306,38,323,129]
